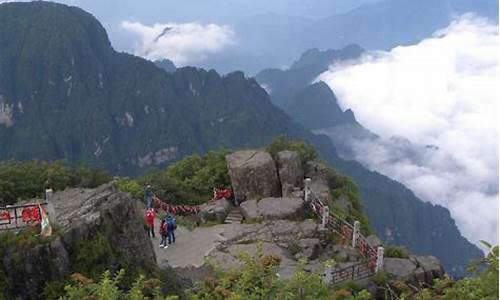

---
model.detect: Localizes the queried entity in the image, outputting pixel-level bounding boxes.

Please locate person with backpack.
[166,215,177,244]
[145,184,154,209]
[145,208,156,238]
[159,219,168,248]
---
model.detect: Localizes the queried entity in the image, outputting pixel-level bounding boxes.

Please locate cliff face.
[0,182,158,299]
[0,2,311,175]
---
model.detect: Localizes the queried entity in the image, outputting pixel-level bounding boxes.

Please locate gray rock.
[1,237,70,299]
[411,255,445,284]
[51,182,156,266]
[304,161,332,203]
[366,235,383,249]
[226,150,281,204]
[208,242,298,279]
[199,198,231,223]
[298,238,322,260]
[383,258,417,281]
[240,199,259,221]
[222,219,319,244]
[240,197,305,221]
[258,197,305,221]
[276,151,304,196]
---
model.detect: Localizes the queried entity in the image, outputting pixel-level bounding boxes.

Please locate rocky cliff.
[0,182,180,299]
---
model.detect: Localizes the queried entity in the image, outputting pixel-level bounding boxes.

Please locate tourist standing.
[166,215,176,244]
[145,208,156,238]
[159,219,168,248]
[145,184,154,209]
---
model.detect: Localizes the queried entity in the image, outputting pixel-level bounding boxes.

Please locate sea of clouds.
[121,21,235,65]
[318,14,498,250]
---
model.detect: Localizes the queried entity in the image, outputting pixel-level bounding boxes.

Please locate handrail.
[306,187,379,284]
[0,202,48,231]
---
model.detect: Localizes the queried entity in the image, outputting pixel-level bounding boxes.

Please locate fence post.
[321,206,329,229]
[352,221,360,248]
[375,246,384,272]
[304,178,311,203]
[324,265,333,284]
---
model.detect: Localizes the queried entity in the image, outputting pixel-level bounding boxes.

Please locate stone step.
[224,207,243,224]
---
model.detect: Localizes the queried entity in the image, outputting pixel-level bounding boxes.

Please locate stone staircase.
[225,206,243,224]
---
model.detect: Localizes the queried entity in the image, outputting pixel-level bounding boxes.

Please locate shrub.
[266,136,317,166]
[0,161,111,206]
[139,150,231,205]
[385,245,410,259]
[373,271,389,286]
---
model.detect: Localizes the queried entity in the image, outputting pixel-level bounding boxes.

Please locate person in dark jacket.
[145,184,154,209]
[166,215,176,244]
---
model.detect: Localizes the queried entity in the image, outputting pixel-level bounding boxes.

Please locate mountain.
[255,44,364,107]
[0,1,483,278]
[0,1,316,175]
[196,0,498,73]
[154,59,176,73]
[306,0,499,51]
[284,81,357,130]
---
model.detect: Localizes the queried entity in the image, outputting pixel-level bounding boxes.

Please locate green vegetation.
[193,243,372,299]
[266,136,318,166]
[59,269,178,300]
[0,227,58,298]
[407,242,498,300]
[384,245,410,259]
[372,271,389,286]
[322,166,371,235]
[119,150,231,205]
[0,161,111,206]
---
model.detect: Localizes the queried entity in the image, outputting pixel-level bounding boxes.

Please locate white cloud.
[318,14,499,250]
[121,21,235,65]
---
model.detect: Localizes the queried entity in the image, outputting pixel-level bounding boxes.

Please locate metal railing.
[0,202,48,231]
[305,182,381,284]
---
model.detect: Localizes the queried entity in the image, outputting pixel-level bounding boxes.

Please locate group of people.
[144,184,177,249]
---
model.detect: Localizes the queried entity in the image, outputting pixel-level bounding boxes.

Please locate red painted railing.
[0,202,48,231]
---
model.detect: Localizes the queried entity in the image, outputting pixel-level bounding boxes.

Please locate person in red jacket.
[159,219,168,248]
[145,208,156,238]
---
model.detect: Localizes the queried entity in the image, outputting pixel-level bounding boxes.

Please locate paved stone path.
[150,217,231,269]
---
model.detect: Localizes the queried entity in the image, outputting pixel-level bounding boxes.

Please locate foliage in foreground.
[0,160,111,206]
[119,150,231,205]
[406,241,498,300]
[190,243,371,300]
[60,269,178,300]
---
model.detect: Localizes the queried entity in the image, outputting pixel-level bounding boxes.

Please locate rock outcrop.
[198,198,232,223]
[276,150,303,196]
[50,181,156,266]
[0,182,157,299]
[384,255,445,286]
[240,197,305,222]
[226,150,281,204]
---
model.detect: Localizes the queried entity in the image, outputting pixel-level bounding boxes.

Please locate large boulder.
[50,182,156,266]
[198,198,232,223]
[304,161,332,203]
[411,256,445,285]
[0,182,158,299]
[240,197,305,222]
[384,258,417,282]
[276,150,304,196]
[226,150,281,204]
